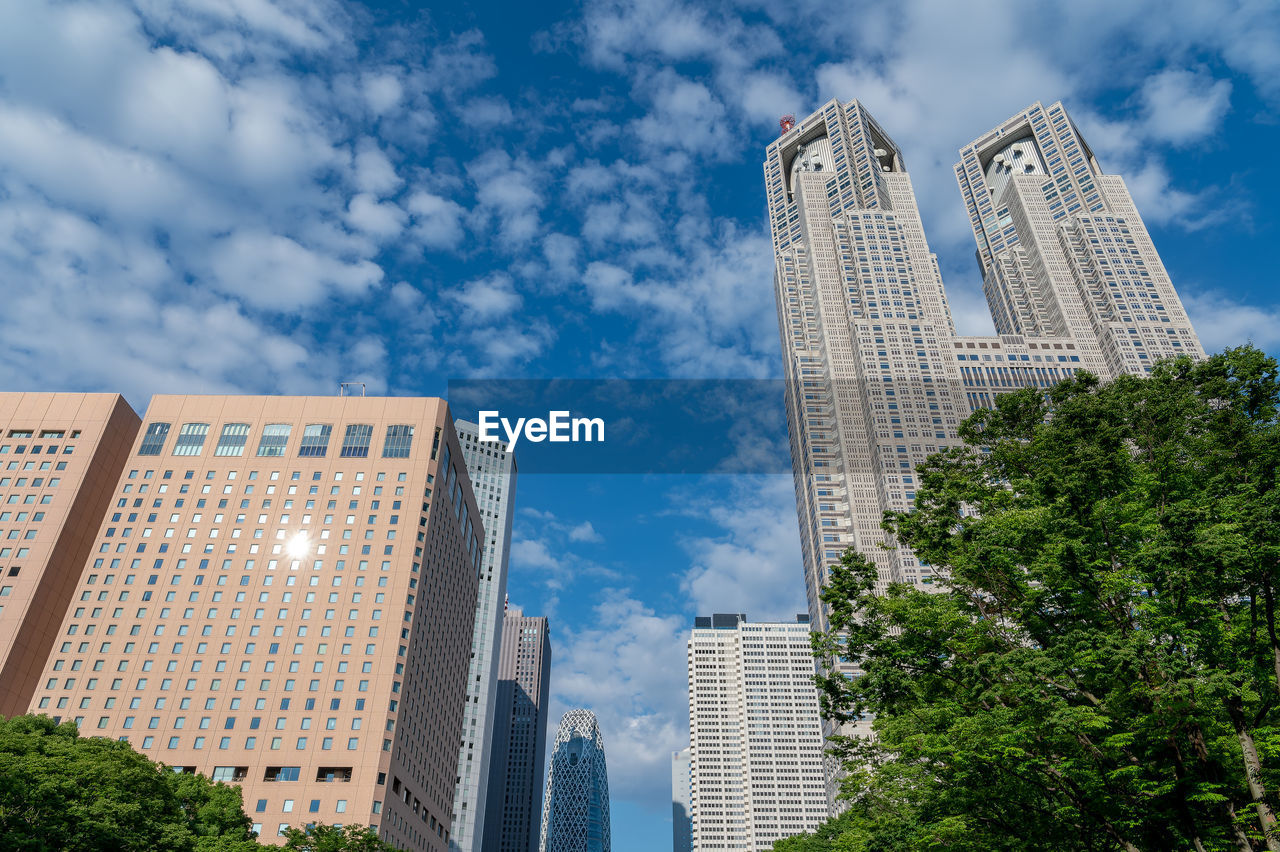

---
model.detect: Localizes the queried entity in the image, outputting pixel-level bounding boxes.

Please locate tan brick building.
[27,395,484,852]
[0,392,139,717]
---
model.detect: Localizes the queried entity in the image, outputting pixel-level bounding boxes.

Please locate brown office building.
[0,392,139,717]
[27,395,485,852]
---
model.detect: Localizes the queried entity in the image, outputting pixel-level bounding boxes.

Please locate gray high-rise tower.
[538,710,611,852]
[484,607,552,852]
[451,422,518,852]
[766,98,1205,803]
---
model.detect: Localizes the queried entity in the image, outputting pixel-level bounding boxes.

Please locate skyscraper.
[26,395,485,852]
[766,98,1205,802]
[451,421,518,852]
[671,748,691,852]
[484,607,552,852]
[538,709,611,852]
[766,99,973,617]
[685,614,827,851]
[955,101,1204,375]
[0,392,140,717]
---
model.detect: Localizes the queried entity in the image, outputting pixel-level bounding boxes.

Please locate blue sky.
[1,1,1278,850]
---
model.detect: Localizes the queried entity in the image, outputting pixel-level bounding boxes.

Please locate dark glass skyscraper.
[483,607,551,852]
[538,710,611,852]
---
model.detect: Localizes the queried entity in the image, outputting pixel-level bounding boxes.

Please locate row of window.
[0,443,75,455]
[138,423,415,460]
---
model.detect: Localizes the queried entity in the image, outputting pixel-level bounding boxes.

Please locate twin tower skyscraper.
[766,99,1204,803]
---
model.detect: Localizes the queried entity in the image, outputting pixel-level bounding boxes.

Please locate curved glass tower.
[538,710,611,852]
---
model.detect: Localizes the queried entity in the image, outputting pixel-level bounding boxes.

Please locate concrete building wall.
[0,392,139,717]
[451,422,518,852]
[26,395,484,852]
[687,615,826,851]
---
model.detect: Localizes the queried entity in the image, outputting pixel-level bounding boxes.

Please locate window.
[172,424,210,457]
[264,766,301,782]
[138,423,171,456]
[256,425,291,457]
[298,426,332,458]
[339,425,373,459]
[382,425,413,458]
[214,424,250,457]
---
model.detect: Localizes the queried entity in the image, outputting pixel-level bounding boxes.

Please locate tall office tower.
[27,395,486,852]
[538,709,611,852]
[767,100,974,807]
[451,422,518,852]
[484,607,552,852]
[955,101,1204,376]
[766,99,974,621]
[671,748,692,852]
[767,99,1206,805]
[0,393,139,717]
[686,614,827,851]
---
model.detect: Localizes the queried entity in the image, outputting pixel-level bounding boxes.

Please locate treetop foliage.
[787,348,1280,852]
[0,714,402,852]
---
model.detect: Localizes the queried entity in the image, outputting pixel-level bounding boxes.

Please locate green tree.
[804,349,1280,852]
[281,823,405,852]
[0,714,261,851]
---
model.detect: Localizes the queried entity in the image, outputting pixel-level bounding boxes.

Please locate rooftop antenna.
[339,382,366,397]
[779,114,796,135]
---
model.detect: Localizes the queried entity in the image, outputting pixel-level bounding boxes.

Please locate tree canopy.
[791,348,1280,852]
[0,714,402,852]
[0,714,259,852]
[281,824,405,852]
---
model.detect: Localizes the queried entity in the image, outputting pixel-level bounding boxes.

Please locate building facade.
[672,748,691,852]
[484,607,552,852]
[686,614,826,851]
[954,100,1204,375]
[538,709,610,852]
[26,395,485,852]
[765,99,1206,802]
[451,421,518,852]
[0,392,140,717]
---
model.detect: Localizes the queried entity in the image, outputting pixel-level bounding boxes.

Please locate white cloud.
[426,29,498,92]
[460,95,515,128]
[581,227,780,378]
[676,476,806,621]
[446,273,523,323]
[568,521,604,543]
[548,591,689,807]
[346,193,406,241]
[352,140,403,196]
[630,70,732,161]
[362,72,404,115]
[407,191,467,250]
[1181,289,1280,355]
[732,71,803,127]
[0,201,320,401]
[542,232,581,283]
[1139,68,1232,146]
[205,230,383,310]
[468,149,545,246]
